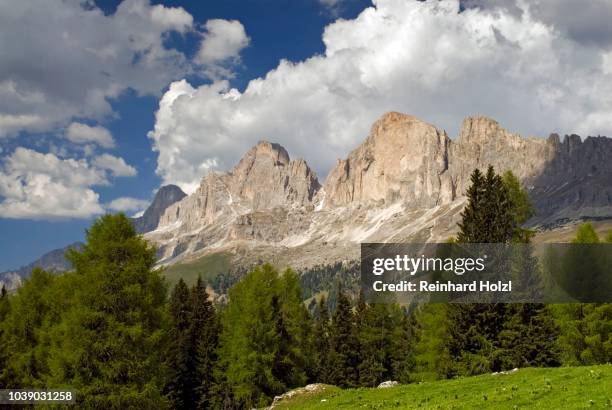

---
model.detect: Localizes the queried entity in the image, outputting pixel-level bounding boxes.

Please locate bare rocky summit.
[146,112,612,269]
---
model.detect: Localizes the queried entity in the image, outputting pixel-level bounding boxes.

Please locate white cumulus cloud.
[149,0,612,193]
[0,0,248,138]
[0,148,106,219]
[66,122,115,148]
[106,197,150,213]
[196,19,250,65]
[0,148,141,219]
[93,154,137,177]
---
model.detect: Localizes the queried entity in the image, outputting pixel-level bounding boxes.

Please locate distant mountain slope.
[0,185,186,291]
[0,242,82,291]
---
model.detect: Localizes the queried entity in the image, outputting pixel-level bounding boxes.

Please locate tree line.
[0,166,610,409]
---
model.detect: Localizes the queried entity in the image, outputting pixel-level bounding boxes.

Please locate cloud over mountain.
[149,0,612,193]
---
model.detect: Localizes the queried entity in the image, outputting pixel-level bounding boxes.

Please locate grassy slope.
[276,365,611,409]
[162,252,231,286]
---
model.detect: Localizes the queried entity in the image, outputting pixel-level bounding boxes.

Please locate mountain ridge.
[146,112,612,270]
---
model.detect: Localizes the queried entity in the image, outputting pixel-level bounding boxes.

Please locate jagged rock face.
[230,142,320,210]
[528,135,612,224]
[324,112,451,207]
[152,141,321,261]
[324,113,612,224]
[147,112,612,268]
[132,184,186,233]
[159,141,320,229]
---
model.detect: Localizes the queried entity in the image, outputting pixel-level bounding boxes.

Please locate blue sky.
[0,0,371,270]
[2,0,612,271]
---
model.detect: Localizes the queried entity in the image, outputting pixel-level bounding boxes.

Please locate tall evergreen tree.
[446,166,560,374]
[313,296,331,382]
[190,277,217,410]
[456,168,486,243]
[552,224,611,365]
[45,214,169,408]
[327,286,359,388]
[0,268,57,388]
[166,279,193,409]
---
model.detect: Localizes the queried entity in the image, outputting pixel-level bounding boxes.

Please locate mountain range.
[146,112,612,270]
[3,112,612,290]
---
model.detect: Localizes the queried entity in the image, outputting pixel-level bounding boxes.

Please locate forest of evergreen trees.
[0,167,610,409]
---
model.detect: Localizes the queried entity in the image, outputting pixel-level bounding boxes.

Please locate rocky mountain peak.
[324,111,450,207]
[131,184,186,233]
[146,112,612,268]
[154,141,321,242]
[457,116,506,144]
[233,141,291,175]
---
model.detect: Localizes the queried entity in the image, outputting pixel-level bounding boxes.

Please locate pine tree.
[0,268,57,388]
[190,277,217,410]
[0,283,10,387]
[448,167,560,374]
[166,279,193,409]
[502,170,535,242]
[389,310,417,384]
[411,304,453,381]
[313,296,331,382]
[327,286,359,388]
[457,168,486,243]
[552,225,611,365]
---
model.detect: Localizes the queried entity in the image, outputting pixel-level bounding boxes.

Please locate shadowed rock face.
[147,112,612,268]
[132,184,187,233]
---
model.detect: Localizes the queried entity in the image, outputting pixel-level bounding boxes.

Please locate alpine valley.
[3,112,612,290]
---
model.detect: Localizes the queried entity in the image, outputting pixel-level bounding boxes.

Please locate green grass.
[275,365,612,409]
[162,252,231,286]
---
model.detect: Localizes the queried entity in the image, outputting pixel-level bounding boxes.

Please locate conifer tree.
[215,264,310,407]
[166,279,193,409]
[456,168,486,243]
[313,296,331,382]
[327,286,359,388]
[190,277,217,410]
[45,214,169,408]
[0,268,57,388]
[389,310,417,384]
[552,224,611,365]
[447,167,560,374]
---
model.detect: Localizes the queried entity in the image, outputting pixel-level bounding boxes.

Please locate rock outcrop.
[131,184,186,233]
[324,113,612,225]
[150,141,321,262]
[146,112,612,269]
[324,112,451,207]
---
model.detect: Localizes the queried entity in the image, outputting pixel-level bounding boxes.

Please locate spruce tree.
[313,296,331,382]
[166,279,193,409]
[215,264,310,407]
[327,286,359,388]
[552,225,611,365]
[457,168,486,243]
[190,277,217,410]
[448,166,560,374]
[389,309,417,384]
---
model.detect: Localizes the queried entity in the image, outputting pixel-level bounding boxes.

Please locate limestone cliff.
[147,112,612,268]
